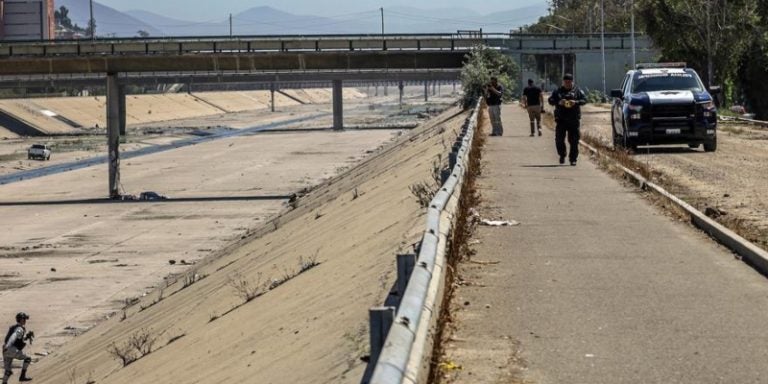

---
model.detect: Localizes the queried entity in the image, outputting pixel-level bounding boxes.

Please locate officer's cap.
[563,73,574,81]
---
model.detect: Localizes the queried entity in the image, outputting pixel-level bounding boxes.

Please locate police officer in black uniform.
[548,73,587,165]
[3,312,33,383]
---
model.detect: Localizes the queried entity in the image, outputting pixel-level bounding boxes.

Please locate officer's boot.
[19,370,31,382]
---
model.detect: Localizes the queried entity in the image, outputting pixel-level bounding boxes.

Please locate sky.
[94,0,549,21]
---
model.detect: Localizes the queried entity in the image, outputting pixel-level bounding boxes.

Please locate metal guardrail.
[367,98,482,384]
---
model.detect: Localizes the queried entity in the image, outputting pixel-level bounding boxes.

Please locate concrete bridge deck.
[443,104,768,383]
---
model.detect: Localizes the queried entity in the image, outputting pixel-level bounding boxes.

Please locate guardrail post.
[440,168,452,184]
[449,152,457,169]
[369,306,396,366]
[397,253,417,297]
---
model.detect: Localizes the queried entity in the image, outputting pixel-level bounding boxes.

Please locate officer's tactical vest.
[4,325,26,350]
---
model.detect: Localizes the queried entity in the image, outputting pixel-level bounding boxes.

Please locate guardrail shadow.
[0,195,292,207]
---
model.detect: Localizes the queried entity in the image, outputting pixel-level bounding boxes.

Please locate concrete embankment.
[29,106,469,384]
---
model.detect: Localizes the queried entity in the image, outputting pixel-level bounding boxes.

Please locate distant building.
[0,0,55,41]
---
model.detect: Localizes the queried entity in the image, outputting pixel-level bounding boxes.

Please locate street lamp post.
[380,7,384,36]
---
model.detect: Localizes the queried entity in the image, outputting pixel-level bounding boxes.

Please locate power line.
[384,9,536,27]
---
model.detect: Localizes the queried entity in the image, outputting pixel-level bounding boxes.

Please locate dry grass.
[409,155,446,209]
[430,104,486,384]
[107,328,159,367]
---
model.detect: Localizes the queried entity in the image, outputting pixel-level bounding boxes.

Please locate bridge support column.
[424,81,429,102]
[270,83,275,112]
[332,79,343,130]
[107,73,121,199]
[398,81,404,108]
[118,85,126,137]
[383,82,388,96]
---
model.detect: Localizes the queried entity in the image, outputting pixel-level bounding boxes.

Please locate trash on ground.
[480,219,520,226]
[439,361,463,371]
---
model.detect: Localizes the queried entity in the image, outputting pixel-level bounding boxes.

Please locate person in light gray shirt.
[3,312,33,383]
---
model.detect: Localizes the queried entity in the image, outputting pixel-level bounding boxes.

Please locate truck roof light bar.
[635,62,687,69]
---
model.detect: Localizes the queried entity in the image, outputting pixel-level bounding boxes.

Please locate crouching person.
[3,312,33,383]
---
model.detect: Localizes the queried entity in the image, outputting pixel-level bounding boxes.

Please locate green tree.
[54,6,74,29]
[525,0,638,34]
[738,0,768,117]
[639,0,759,88]
[460,45,520,108]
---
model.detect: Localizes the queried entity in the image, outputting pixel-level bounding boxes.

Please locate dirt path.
[579,104,768,247]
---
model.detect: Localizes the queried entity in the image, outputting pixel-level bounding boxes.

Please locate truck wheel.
[703,138,717,152]
[46,155,51,161]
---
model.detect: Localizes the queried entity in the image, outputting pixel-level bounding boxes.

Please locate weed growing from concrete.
[410,155,447,209]
[107,328,158,367]
[228,272,264,303]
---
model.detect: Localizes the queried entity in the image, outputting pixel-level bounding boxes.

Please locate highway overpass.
[0,32,655,198]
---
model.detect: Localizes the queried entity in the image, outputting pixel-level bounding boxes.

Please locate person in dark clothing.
[548,73,587,165]
[522,79,544,136]
[3,312,33,383]
[485,77,504,136]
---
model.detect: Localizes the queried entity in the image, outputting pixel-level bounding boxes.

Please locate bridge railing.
[0,33,651,57]
[366,98,482,384]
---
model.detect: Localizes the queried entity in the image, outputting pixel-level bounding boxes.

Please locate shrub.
[460,45,521,108]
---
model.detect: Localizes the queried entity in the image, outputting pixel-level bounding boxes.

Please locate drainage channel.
[0,112,330,186]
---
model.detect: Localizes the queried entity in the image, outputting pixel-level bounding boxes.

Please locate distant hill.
[58,2,548,38]
[56,0,162,37]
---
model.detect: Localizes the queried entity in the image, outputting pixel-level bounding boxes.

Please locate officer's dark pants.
[555,119,580,162]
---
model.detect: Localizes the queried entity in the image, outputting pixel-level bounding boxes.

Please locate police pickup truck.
[610,63,719,152]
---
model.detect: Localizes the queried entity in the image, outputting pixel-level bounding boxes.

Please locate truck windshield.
[31,144,46,149]
[632,73,704,93]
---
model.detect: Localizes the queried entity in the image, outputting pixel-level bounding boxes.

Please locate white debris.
[480,219,520,227]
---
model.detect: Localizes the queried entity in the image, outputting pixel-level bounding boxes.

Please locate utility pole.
[601,0,606,98]
[706,0,713,87]
[630,0,636,68]
[380,7,385,36]
[89,0,95,40]
[230,14,233,37]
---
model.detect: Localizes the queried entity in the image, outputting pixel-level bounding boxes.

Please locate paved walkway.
[443,104,768,383]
